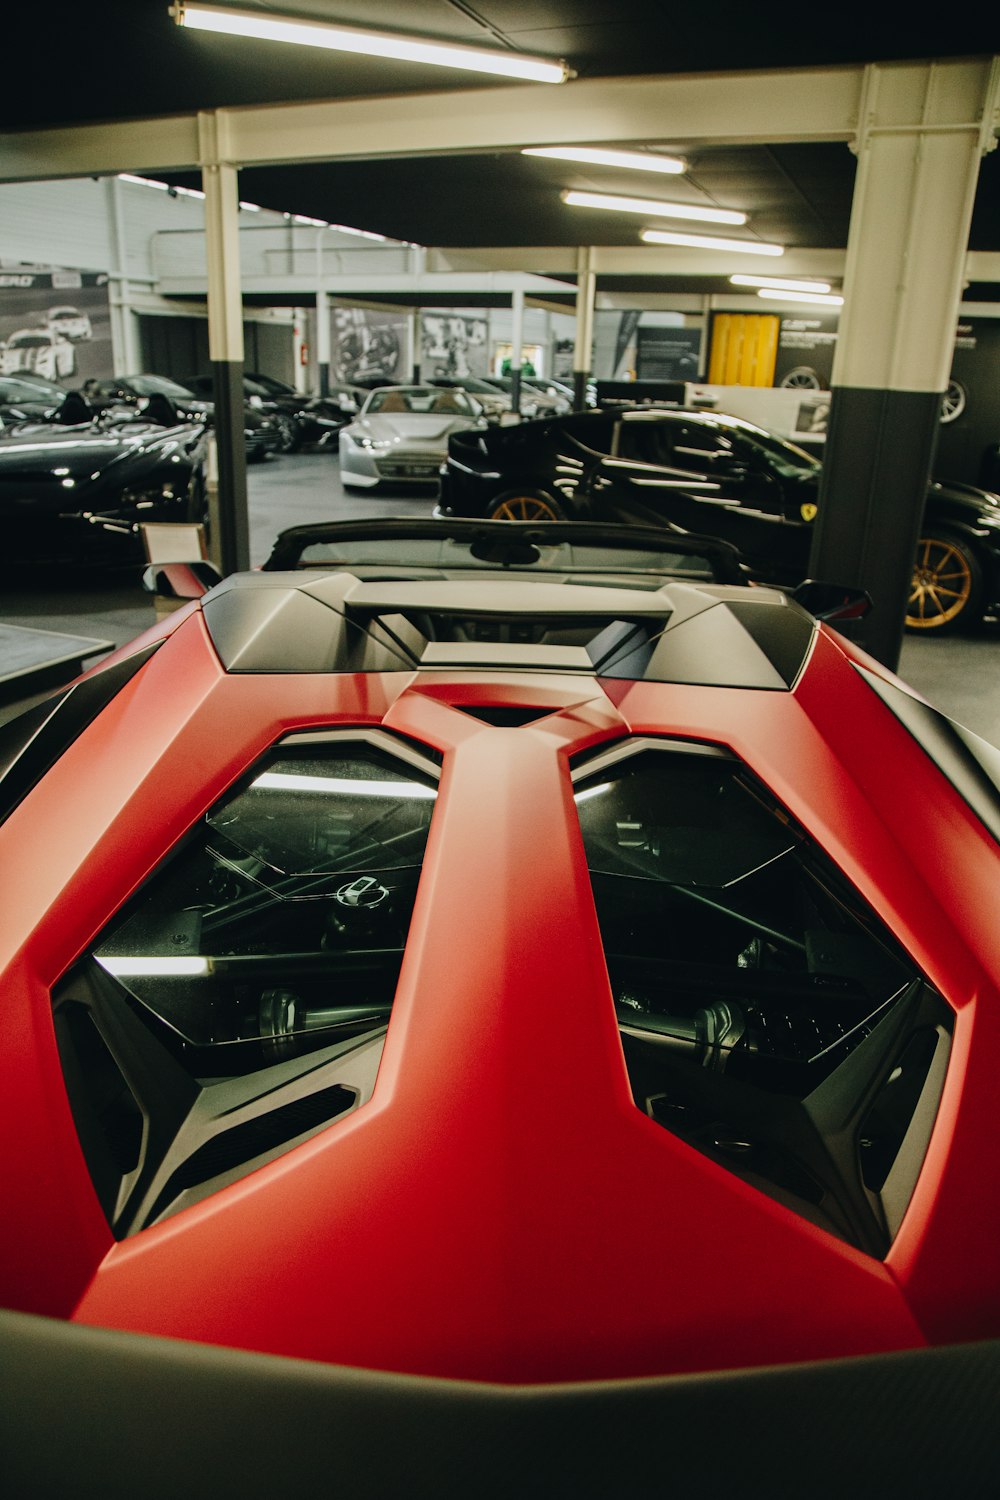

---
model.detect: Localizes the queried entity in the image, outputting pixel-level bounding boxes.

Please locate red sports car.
[1,519,998,1491]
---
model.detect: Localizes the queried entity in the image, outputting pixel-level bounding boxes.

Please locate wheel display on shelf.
[779,367,822,390]
[940,380,967,424]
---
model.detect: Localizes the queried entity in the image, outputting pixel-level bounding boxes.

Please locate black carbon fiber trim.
[0,642,161,827]
[855,664,1000,846]
[1,1310,998,1499]
[202,571,808,691]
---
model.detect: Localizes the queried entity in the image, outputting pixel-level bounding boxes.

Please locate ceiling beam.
[0,63,872,183]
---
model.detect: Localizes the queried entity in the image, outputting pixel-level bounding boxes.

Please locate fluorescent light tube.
[730,274,832,294]
[641,228,784,256]
[525,146,685,174]
[171,4,571,83]
[756,289,844,307]
[563,189,746,226]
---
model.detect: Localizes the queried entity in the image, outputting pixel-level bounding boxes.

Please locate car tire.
[488,490,565,521]
[907,532,984,632]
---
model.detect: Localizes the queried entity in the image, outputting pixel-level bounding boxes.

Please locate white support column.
[104,176,140,375]
[573,246,596,409]
[810,57,1000,667]
[199,109,248,575]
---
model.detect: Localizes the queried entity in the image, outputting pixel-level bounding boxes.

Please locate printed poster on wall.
[0,264,112,388]
[331,307,408,384]
[420,313,489,379]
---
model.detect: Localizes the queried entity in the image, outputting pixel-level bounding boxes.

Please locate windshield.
[714,416,821,470]
[0,375,63,401]
[263,520,745,585]
[127,375,196,398]
[364,387,478,417]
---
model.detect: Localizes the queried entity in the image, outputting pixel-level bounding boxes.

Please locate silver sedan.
[338,385,484,489]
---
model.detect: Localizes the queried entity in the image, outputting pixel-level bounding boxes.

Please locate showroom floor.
[2,448,1000,744]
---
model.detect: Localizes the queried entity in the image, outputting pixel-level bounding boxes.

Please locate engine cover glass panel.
[572,739,951,1255]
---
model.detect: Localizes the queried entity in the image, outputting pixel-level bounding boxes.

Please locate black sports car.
[90,375,282,462]
[0,406,209,569]
[242,372,362,448]
[0,372,67,426]
[439,408,1000,632]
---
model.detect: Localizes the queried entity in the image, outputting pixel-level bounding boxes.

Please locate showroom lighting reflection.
[97,956,212,978]
[757,289,844,307]
[525,146,685,175]
[730,274,832,294]
[563,190,746,226]
[251,772,437,800]
[641,228,784,256]
[170,3,571,83]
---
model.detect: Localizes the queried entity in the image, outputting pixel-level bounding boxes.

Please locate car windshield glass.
[10,334,47,348]
[266,522,742,584]
[715,418,820,469]
[128,375,195,398]
[365,387,474,416]
[0,375,62,401]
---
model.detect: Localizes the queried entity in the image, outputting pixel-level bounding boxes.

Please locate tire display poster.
[0,264,112,387]
[773,313,839,389]
[635,326,702,381]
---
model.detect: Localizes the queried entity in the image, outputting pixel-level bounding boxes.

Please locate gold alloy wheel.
[490,494,562,521]
[907,536,974,629]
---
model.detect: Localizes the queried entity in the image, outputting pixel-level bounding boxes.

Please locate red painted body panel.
[2,609,999,1383]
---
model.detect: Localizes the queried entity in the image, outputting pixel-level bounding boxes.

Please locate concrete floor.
[2,447,1000,745]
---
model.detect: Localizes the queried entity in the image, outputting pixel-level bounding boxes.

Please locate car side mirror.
[791,580,871,622]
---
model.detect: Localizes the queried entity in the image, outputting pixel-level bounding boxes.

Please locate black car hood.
[0,426,184,484]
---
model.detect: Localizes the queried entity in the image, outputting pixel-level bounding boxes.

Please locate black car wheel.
[907,533,983,632]
[488,491,564,522]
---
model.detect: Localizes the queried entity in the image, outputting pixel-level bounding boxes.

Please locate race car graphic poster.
[0,265,112,387]
[331,307,407,384]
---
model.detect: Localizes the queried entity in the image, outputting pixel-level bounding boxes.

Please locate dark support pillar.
[573,246,596,412]
[200,111,249,576]
[211,359,250,576]
[810,389,941,666]
[808,59,997,670]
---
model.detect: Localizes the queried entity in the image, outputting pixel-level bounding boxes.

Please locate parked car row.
[437,406,1000,634]
[0,390,210,570]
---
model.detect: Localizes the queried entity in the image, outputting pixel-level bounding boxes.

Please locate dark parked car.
[181,373,349,452]
[0,372,68,426]
[0,402,209,568]
[90,374,282,462]
[244,371,364,446]
[439,407,1000,632]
